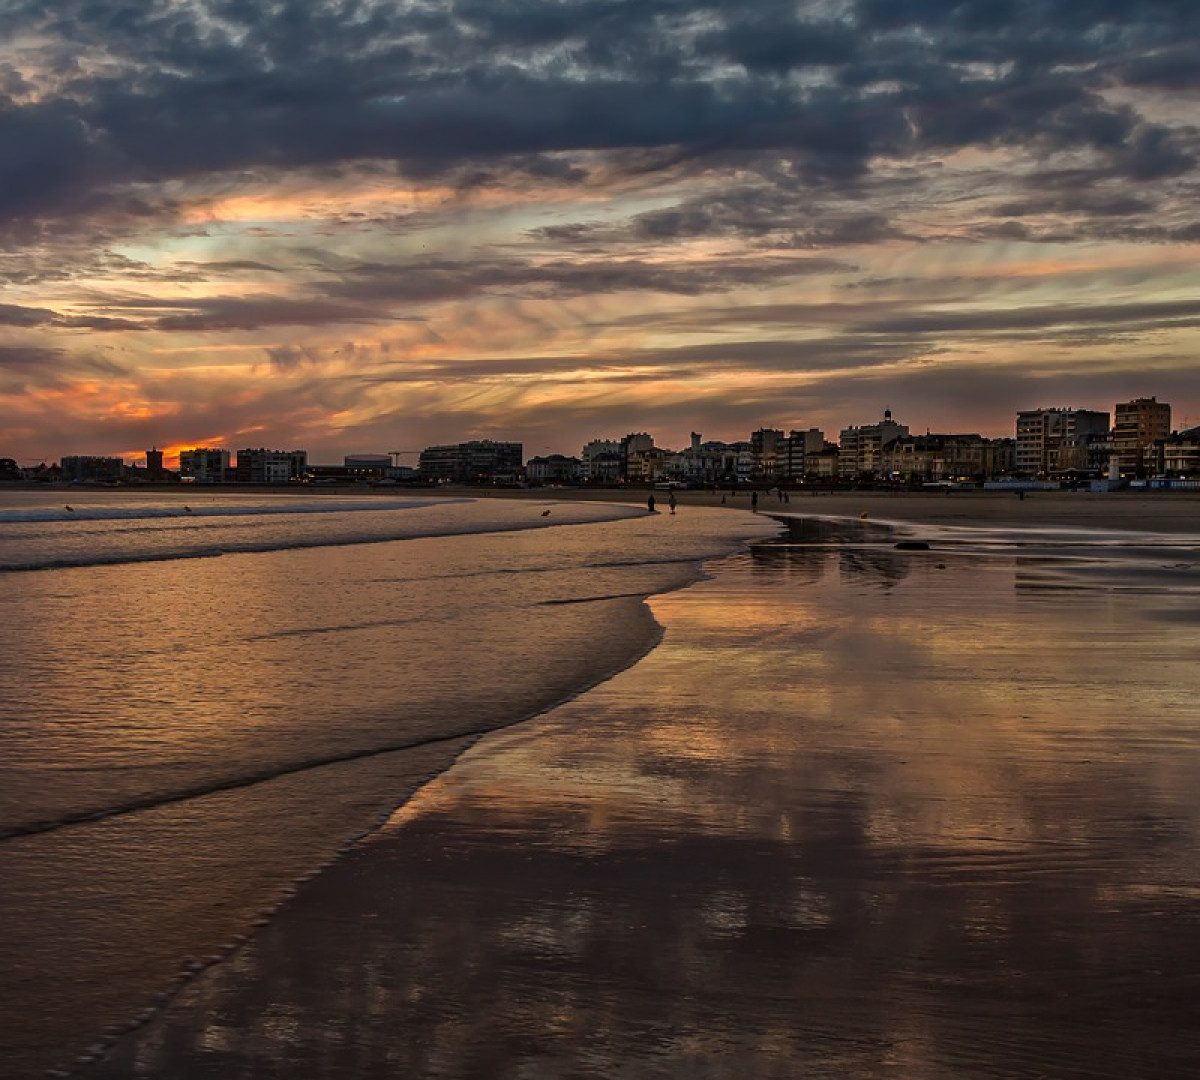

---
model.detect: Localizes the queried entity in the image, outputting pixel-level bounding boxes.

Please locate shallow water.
[0,496,772,1077]
[0,491,638,571]
[81,517,1200,1080]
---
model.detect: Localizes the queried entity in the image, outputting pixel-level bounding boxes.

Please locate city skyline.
[3,3,1200,465]
[5,394,1195,471]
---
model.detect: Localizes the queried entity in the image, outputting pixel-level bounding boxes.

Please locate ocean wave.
[0,506,647,573]
[0,498,460,525]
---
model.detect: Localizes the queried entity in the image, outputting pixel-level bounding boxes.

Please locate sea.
[4,492,1200,1079]
[0,491,774,1078]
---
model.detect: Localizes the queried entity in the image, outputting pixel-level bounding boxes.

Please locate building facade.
[1112,397,1171,477]
[880,433,1009,482]
[61,455,124,482]
[418,440,523,484]
[235,448,308,483]
[783,428,826,479]
[1015,408,1110,478]
[750,428,786,481]
[1162,426,1200,476]
[344,454,392,478]
[179,448,231,483]
[526,454,582,484]
[581,439,624,482]
[839,410,909,479]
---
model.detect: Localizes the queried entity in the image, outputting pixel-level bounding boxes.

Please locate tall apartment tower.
[1112,397,1171,477]
[1015,408,1109,477]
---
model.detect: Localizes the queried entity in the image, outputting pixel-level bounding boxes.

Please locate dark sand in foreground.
[86,517,1200,1080]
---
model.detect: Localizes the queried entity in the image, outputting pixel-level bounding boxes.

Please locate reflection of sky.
[87,538,1200,1079]
[3,3,1200,463]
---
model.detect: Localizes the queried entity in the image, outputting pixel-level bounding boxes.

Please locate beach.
[0,494,771,1077]
[3,493,1200,1078]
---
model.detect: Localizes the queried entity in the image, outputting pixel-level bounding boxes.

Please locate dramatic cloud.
[0,0,1198,460]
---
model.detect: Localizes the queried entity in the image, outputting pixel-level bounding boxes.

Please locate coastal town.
[4,396,1198,490]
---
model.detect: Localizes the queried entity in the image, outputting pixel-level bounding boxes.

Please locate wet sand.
[481,487,1200,534]
[85,521,1200,1080]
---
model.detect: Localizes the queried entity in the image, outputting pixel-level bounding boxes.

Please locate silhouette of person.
[751,490,759,512]
[647,494,657,512]
[668,491,677,514]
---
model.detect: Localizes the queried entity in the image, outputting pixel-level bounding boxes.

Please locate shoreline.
[83,511,1200,1080]
[6,483,1198,534]
[2,505,773,1080]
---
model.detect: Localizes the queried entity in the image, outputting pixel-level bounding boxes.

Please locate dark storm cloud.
[3,0,1199,239]
[360,334,920,385]
[77,254,851,332]
[0,342,130,396]
[0,302,144,332]
[853,297,1200,335]
[0,304,56,327]
[539,185,908,248]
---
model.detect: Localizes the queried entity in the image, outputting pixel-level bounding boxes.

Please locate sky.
[2,0,1199,466]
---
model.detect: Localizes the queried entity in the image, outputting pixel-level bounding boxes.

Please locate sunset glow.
[3,0,1199,464]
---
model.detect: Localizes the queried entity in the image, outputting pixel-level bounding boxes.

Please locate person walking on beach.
[668,491,677,515]
[751,490,759,512]
[647,494,657,512]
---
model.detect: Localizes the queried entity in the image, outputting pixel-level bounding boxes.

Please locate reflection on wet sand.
[90,526,1200,1080]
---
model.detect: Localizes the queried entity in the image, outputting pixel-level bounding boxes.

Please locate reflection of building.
[526,454,581,484]
[179,448,231,483]
[1015,408,1109,478]
[839,410,909,479]
[235,448,308,483]
[418,441,523,484]
[1112,397,1171,477]
[61,455,124,482]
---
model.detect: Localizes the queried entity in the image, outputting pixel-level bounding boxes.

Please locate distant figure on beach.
[721,494,726,504]
[647,494,656,513]
[751,491,758,512]
[541,509,551,517]
[1018,490,1026,501]
[668,491,677,515]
